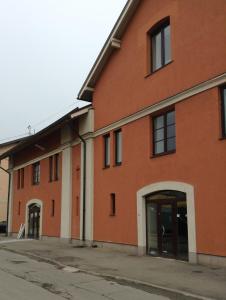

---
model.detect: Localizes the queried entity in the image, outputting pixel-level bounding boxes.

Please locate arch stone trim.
[137,181,197,263]
[25,199,43,238]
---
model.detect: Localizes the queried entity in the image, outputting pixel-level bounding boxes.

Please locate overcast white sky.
[0,0,127,143]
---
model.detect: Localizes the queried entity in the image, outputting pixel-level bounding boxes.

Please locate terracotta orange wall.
[12,153,62,237]
[14,130,61,167]
[71,144,81,239]
[93,0,226,130]
[94,88,226,257]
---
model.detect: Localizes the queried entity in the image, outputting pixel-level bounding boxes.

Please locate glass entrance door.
[28,204,40,239]
[146,190,188,260]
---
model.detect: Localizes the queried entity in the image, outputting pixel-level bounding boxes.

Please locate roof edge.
[0,105,91,161]
[77,0,140,102]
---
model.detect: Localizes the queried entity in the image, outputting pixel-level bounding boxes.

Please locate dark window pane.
[152,31,162,71]
[155,128,164,142]
[154,115,164,130]
[223,89,226,135]
[167,124,175,138]
[104,135,110,167]
[167,137,176,152]
[167,111,175,125]
[115,130,122,164]
[155,141,164,154]
[164,25,171,64]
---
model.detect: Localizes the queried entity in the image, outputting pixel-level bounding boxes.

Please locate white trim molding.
[60,145,72,239]
[94,73,226,137]
[25,199,43,238]
[137,181,197,263]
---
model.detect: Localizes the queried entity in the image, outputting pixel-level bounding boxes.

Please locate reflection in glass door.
[161,204,174,257]
[146,190,188,260]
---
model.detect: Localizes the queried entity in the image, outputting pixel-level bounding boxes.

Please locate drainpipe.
[76,133,86,242]
[0,162,11,237]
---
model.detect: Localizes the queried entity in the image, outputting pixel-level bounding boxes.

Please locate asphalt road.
[0,249,169,300]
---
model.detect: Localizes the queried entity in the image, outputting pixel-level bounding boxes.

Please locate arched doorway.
[28,204,40,239]
[137,182,197,263]
[146,190,188,260]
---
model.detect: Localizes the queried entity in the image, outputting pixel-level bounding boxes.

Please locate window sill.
[32,183,40,186]
[109,214,116,217]
[145,60,173,79]
[103,166,110,170]
[219,136,226,141]
[114,162,122,167]
[151,150,176,159]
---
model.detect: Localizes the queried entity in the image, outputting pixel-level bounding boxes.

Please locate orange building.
[1,0,226,267]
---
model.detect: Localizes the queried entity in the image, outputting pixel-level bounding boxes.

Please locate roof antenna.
[27,125,32,136]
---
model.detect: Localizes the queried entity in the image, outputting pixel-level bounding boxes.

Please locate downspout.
[76,133,86,242]
[0,162,11,237]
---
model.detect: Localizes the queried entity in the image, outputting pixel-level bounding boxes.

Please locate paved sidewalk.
[0,239,225,300]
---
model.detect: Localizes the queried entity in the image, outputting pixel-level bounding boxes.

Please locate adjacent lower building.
[1,0,226,267]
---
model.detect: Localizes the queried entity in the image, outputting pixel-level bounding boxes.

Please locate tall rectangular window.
[32,162,40,185]
[221,86,226,137]
[114,129,122,165]
[49,156,53,182]
[49,154,59,182]
[104,134,110,168]
[54,154,59,181]
[17,168,24,189]
[153,110,176,155]
[151,19,171,72]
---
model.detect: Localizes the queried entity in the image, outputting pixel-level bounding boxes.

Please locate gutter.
[0,163,11,237]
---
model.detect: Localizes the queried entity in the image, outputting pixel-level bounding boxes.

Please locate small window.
[221,86,226,137]
[114,129,122,165]
[153,110,176,155]
[32,162,40,185]
[51,199,55,217]
[150,18,171,72]
[103,134,110,168]
[110,193,116,216]
[17,168,24,189]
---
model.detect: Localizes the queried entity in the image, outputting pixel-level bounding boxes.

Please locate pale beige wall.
[0,158,8,221]
[0,142,17,222]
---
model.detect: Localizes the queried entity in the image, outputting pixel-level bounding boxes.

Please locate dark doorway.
[146,190,188,261]
[28,204,40,239]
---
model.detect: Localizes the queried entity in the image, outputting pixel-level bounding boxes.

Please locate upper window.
[221,86,226,137]
[17,168,24,189]
[103,134,110,168]
[153,110,176,155]
[49,154,59,182]
[150,18,171,72]
[32,162,40,185]
[114,129,122,165]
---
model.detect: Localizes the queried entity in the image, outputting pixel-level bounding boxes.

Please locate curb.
[0,247,216,300]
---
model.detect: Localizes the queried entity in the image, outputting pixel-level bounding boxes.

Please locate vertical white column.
[79,108,94,244]
[85,137,94,243]
[60,125,72,240]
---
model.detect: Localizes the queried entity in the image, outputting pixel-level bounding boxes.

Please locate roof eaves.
[77,0,140,102]
[0,105,91,160]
